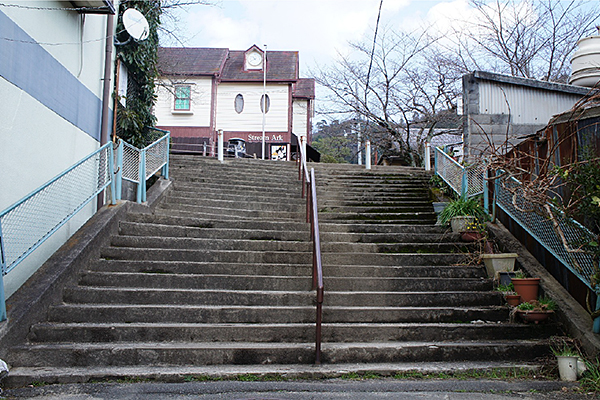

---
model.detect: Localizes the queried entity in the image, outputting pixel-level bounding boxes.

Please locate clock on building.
[247,51,263,68]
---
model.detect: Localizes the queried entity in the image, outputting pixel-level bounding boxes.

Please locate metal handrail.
[296,136,324,364]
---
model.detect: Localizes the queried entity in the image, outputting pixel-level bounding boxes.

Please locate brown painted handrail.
[296,141,324,364]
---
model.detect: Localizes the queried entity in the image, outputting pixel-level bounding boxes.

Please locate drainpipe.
[97,12,114,209]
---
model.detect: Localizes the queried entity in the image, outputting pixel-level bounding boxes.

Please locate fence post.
[162,133,170,180]
[0,222,6,322]
[108,144,116,205]
[461,168,468,199]
[141,149,148,203]
[434,147,438,175]
[137,149,145,203]
[594,295,600,334]
[424,142,431,171]
[116,140,123,201]
[365,140,371,170]
[218,129,224,163]
[483,168,489,213]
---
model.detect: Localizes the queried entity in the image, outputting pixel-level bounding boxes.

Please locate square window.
[174,86,191,111]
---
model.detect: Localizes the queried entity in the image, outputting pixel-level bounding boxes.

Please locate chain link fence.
[434,147,485,198]
[495,173,598,292]
[0,143,114,277]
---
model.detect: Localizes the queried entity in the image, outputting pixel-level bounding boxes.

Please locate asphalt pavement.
[1,379,597,400]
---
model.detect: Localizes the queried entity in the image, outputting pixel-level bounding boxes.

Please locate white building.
[0,1,117,297]
[156,45,315,159]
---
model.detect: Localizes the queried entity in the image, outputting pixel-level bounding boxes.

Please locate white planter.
[450,216,475,233]
[557,355,578,381]
[480,253,518,279]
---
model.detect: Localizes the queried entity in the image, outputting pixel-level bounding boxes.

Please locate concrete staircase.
[4,155,555,384]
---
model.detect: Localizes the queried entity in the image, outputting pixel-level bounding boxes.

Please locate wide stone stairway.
[4,155,555,385]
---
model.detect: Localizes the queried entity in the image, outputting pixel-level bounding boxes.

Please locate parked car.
[226,138,247,158]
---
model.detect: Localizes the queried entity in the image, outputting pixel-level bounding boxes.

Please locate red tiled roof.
[157,47,228,76]
[293,78,315,99]
[220,50,298,82]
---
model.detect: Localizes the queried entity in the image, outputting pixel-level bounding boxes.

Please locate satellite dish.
[122,8,149,41]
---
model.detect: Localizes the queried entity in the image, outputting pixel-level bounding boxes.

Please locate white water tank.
[570,27,600,87]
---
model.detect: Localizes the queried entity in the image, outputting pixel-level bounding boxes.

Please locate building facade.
[155,45,315,159]
[0,1,117,297]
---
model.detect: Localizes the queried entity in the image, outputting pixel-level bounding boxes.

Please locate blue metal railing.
[0,130,170,321]
[116,129,170,203]
[0,143,116,321]
[434,147,486,202]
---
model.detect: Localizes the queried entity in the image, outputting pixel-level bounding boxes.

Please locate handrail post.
[483,168,489,213]
[115,139,123,201]
[365,140,371,170]
[218,129,224,163]
[424,142,431,171]
[0,221,6,321]
[594,294,600,334]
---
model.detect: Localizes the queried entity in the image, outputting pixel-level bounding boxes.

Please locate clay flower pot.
[516,310,553,324]
[511,278,540,303]
[505,294,521,306]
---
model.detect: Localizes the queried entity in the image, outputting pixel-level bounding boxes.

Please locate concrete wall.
[0,1,117,298]
[463,71,589,156]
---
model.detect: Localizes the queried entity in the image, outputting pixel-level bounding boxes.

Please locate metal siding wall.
[216,83,289,132]
[479,81,582,124]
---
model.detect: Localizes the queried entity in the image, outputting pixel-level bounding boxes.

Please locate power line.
[0,28,127,46]
[0,2,110,12]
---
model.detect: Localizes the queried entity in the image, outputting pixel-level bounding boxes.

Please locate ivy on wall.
[115,0,162,148]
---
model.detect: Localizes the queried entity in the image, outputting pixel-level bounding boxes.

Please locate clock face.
[247,52,263,67]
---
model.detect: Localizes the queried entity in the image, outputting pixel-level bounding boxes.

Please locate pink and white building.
[155,45,315,159]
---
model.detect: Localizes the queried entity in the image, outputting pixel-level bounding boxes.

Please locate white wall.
[292,99,308,137]
[155,77,213,127]
[216,83,289,132]
[2,1,110,100]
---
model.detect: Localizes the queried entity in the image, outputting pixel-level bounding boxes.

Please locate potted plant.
[552,343,580,382]
[438,196,487,233]
[515,297,556,324]
[496,283,520,306]
[480,252,518,279]
[511,270,541,303]
[460,220,486,242]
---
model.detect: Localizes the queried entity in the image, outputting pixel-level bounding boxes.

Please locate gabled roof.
[157,46,299,82]
[293,78,315,99]
[157,47,228,76]
[220,50,298,82]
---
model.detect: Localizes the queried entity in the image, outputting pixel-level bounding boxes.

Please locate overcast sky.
[167,0,472,76]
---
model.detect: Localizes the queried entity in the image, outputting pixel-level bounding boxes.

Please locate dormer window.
[245,46,264,71]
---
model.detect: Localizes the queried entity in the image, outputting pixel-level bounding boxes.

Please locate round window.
[260,94,270,113]
[235,94,244,114]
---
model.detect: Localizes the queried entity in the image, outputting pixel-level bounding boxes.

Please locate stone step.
[164,195,305,211]
[46,304,509,324]
[152,208,303,222]
[28,322,557,344]
[126,213,310,231]
[119,222,309,241]
[108,235,473,254]
[63,287,502,307]
[171,184,302,200]
[9,340,548,367]
[100,247,312,264]
[156,203,305,220]
[78,271,491,292]
[91,260,483,279]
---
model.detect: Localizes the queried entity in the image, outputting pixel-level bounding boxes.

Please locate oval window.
[235,94,244,113]
[260,94,270,113]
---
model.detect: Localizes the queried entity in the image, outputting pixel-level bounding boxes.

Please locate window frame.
[260,94,270,114]
[173,85,192,112]
[235,93,245,114]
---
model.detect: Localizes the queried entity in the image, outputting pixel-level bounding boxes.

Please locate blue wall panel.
[0,10,103,141]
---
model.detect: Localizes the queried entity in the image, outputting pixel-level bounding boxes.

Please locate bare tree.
[313,26,462,166]
[438,0,600,82]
